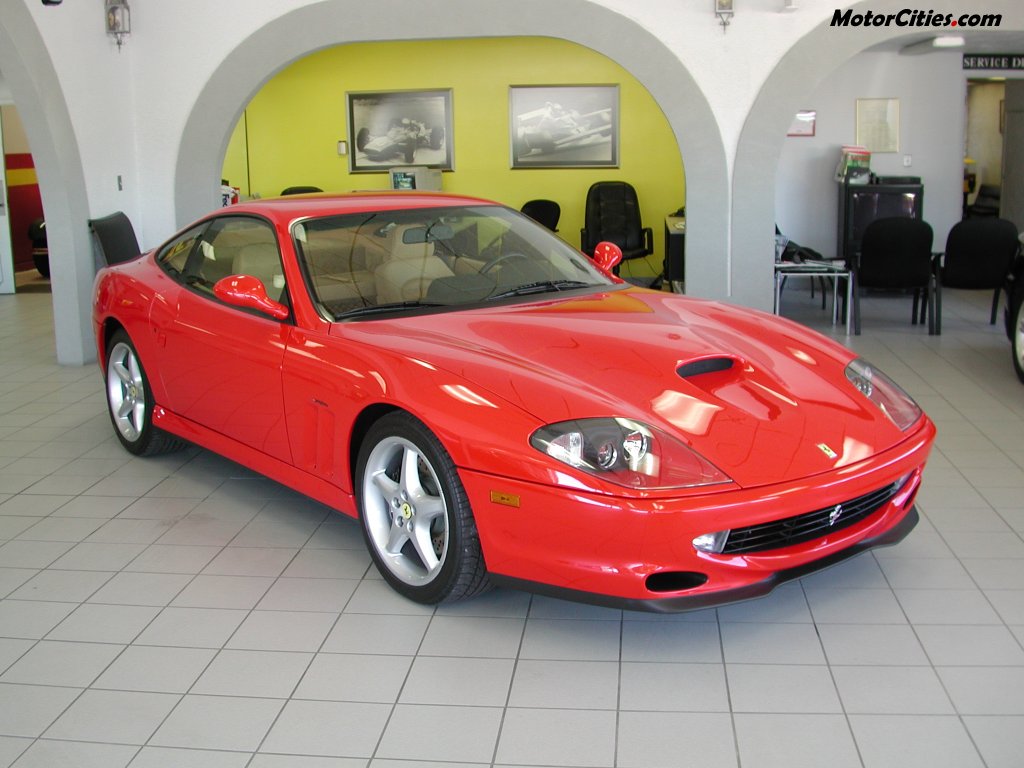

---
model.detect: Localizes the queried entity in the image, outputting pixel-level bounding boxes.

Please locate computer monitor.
[388,166,442,191]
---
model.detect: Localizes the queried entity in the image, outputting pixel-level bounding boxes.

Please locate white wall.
[775,50,965,258]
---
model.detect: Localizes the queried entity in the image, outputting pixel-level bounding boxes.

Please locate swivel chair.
[580,181,652,274]
[281,186,323,196]
[520,199,561,232]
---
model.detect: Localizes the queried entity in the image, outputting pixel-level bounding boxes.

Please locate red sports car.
[93,193,935,611]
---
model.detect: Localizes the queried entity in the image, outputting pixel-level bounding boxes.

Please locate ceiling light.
[900,35,965,55]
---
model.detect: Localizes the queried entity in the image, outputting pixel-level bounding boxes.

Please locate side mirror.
[591,241,623,274]
[214,275,289,320]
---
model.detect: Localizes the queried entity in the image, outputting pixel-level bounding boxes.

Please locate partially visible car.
[1005,240,1024,383]
[28,218,49,278]
[92,192,935,611]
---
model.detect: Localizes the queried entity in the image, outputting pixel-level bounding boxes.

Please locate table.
[774,259,854,335]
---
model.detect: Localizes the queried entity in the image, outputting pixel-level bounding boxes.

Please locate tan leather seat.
[374,224,454,304]
[232,243,286,299]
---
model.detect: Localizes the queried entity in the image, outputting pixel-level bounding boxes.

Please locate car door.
[150,215,293,461]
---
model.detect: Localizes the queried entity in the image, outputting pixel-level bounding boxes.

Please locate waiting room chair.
[852,217,935,335]
[580,181,652,273]
[965,184,1000,218]
[520,199,560,232]
[933,217,1018,334]
[89,211,141,267]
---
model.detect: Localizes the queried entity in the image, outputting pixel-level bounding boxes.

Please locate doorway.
[965,78,1005,217]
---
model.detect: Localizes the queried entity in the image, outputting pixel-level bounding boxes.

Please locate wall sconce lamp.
[105,0,131,51]
[715,0,734,32]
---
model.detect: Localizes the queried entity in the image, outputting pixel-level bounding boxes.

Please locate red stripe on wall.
[4,153,35,171]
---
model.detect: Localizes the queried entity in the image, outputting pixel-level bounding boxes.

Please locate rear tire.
[105,330,185,456]
[356,411,489,604]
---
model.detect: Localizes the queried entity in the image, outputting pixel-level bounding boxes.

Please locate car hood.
[337,288,916,488]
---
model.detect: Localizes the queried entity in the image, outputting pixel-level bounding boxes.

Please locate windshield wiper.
[335,301,445,319]
[486,280,592,301]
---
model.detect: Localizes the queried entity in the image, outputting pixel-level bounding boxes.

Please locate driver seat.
[375,225,454,304]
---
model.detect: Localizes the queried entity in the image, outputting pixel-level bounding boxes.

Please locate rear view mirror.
[403,224,455,244]
[591,241,623,274]
[214,275,290,320]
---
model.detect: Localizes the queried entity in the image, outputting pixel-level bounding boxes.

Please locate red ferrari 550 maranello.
[92,192,935,611]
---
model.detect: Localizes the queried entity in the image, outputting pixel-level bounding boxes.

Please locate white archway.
[0,0,96,365]
[734,0,1023,311]
[175,0,729,302]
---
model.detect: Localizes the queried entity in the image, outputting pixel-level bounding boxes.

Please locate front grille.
[722,482,900,554]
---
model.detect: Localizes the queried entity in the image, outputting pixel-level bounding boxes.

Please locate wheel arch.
[98,317,128,367]
[347,403,403,493]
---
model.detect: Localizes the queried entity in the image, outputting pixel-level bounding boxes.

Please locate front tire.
[356,411,489,604]
[105,330,184,456]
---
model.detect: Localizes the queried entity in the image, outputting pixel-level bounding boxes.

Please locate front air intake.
[645,571,708,593]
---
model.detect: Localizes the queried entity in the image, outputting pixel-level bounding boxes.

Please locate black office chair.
[280,186,323,196]
[89,211,142,266]
[934,217,1018,334]
[580,181,653,273]
[965,184,1000,218]
[520,199,560,232]
[852,217,935,335]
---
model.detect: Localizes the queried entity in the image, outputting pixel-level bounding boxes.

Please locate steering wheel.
[479,252,529,275]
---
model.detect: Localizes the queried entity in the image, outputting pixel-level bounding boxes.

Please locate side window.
[157,226,204,274]
[198,218,282,295]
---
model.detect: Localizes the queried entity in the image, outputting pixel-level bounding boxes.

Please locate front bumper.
[462,419,934,611]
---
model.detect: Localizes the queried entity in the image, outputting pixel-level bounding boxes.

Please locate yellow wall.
[223,37,685,279]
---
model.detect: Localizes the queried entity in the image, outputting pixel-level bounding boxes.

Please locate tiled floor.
[1,280,1023,767]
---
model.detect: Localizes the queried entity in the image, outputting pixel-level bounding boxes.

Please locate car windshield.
[292,204,614,320]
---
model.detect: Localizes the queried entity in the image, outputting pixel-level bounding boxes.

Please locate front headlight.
[530,417,731,490]
[845,358,922,431]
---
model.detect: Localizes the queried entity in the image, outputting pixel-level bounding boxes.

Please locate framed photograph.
[348,89,453,173]
[787,109,816,137]
[510,85,619,169]
[855,97,900,153]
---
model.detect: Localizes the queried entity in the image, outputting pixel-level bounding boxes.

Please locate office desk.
[774,260,853,335]
[663,216,686,293]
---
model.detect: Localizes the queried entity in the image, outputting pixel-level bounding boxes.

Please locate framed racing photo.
[347,89,454,173]
[509,85,619,169]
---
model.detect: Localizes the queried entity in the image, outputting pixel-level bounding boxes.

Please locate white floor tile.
[3,285,1024,764]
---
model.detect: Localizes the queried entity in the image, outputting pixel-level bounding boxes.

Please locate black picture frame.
[510,85,619,169]
[347,89,453,173]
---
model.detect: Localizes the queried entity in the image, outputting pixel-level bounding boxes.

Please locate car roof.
[224,191,501,226]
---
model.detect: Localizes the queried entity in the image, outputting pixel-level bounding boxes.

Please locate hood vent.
[677,357,735,379]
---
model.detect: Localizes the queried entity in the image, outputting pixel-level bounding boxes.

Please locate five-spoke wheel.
[357,411,488,604]
[104,330,183,456]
